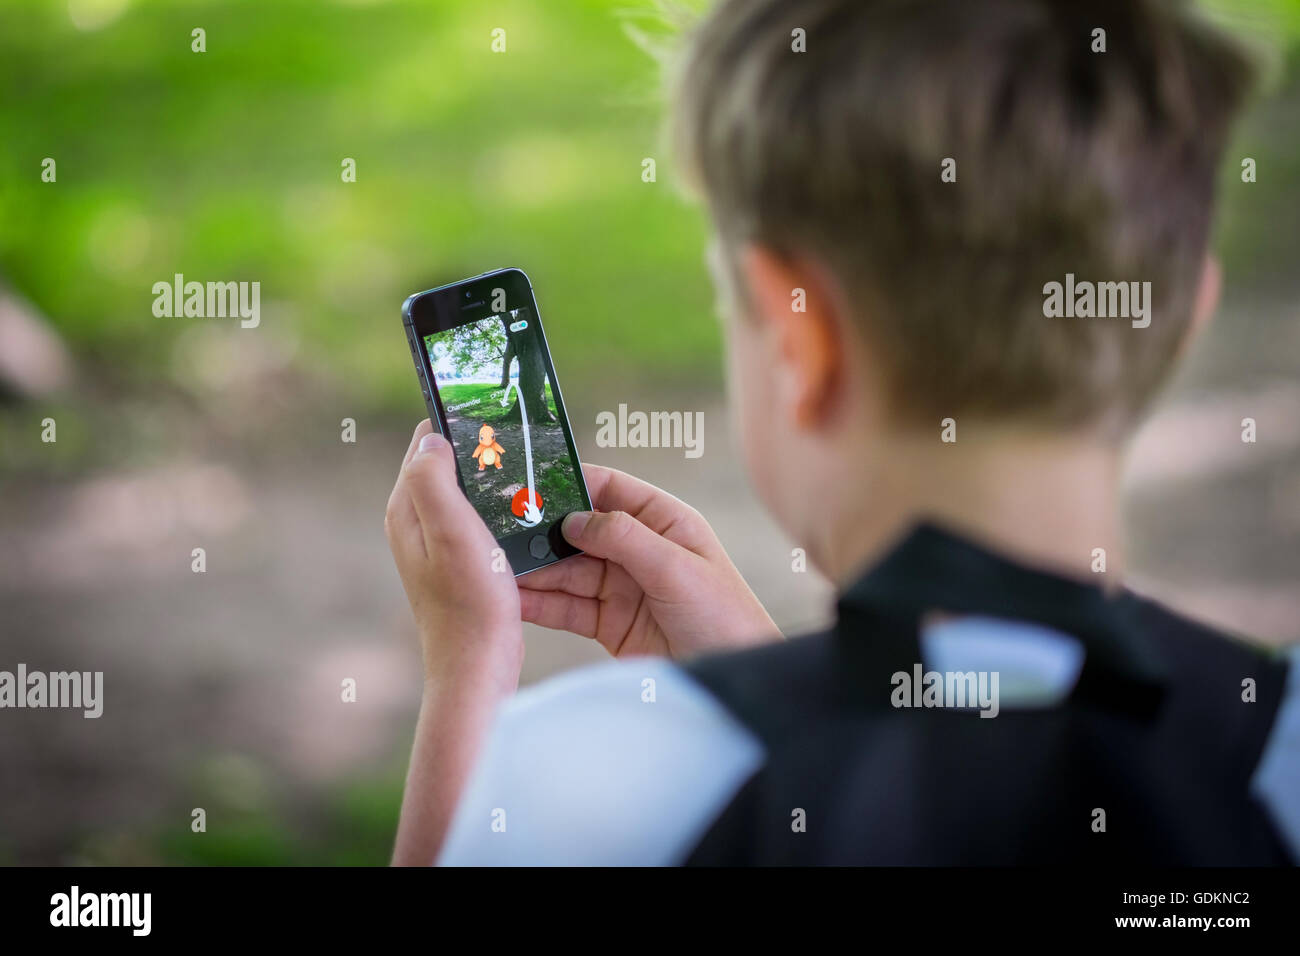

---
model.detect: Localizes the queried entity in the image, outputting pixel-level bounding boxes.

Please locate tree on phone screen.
[498,309,556,425]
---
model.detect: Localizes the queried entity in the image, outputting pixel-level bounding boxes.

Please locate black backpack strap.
[834,523,1168,718]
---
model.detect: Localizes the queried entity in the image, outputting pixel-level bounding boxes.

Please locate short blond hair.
[673,0,1254,431]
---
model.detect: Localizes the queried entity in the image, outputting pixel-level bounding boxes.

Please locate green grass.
[150,767,404,867]
[437,381,558,426]
[536,457,583,513]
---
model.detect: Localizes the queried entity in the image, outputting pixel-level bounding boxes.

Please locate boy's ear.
[739,244,845,429]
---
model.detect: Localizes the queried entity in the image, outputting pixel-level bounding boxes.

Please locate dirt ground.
[444,404,583,539]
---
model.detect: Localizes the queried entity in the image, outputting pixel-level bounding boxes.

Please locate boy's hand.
[518,464,782,658]
[386,420,523,692]
[386,419,525,866]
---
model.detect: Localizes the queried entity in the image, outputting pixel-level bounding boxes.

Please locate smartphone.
[401,268,591,576]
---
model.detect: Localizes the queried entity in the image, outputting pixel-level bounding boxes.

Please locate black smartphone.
[401,268,591,576]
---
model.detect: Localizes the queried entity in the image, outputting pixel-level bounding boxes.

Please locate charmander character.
[472,424,505,471]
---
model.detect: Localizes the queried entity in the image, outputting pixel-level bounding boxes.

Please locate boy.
[384,0,1299,865]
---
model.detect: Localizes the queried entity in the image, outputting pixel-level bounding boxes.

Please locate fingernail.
[417,433,445,455]
[562,511,591,540]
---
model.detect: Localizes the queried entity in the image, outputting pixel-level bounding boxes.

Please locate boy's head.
[672,0,1253,568]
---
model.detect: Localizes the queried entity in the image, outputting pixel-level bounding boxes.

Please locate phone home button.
[528,534,551,560]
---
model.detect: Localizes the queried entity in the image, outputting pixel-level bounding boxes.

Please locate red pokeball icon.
[511,487,544,518]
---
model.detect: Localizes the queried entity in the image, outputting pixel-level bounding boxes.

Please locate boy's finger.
[559,509,695,598]
[515,554,607,598]
[402,419,435,469]
[582,464,666,519]
[519,588,599,639]
[581,463,712,550]
[386,420,436,558]
[403,432,477,556]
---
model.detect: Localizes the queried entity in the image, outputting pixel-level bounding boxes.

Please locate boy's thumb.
[560,511,592,540]
[561,510,687,595]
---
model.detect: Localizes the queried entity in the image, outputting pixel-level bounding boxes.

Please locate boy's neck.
[823,428,1125,591]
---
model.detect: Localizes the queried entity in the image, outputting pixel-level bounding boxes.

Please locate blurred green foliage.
[0,0,717,415]
[2,0,1300,419]
[153,773,404,866]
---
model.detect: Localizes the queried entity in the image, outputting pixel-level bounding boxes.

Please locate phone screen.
[415,296,589,571]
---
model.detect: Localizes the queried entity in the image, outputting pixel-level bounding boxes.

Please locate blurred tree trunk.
[0,286,71,402]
